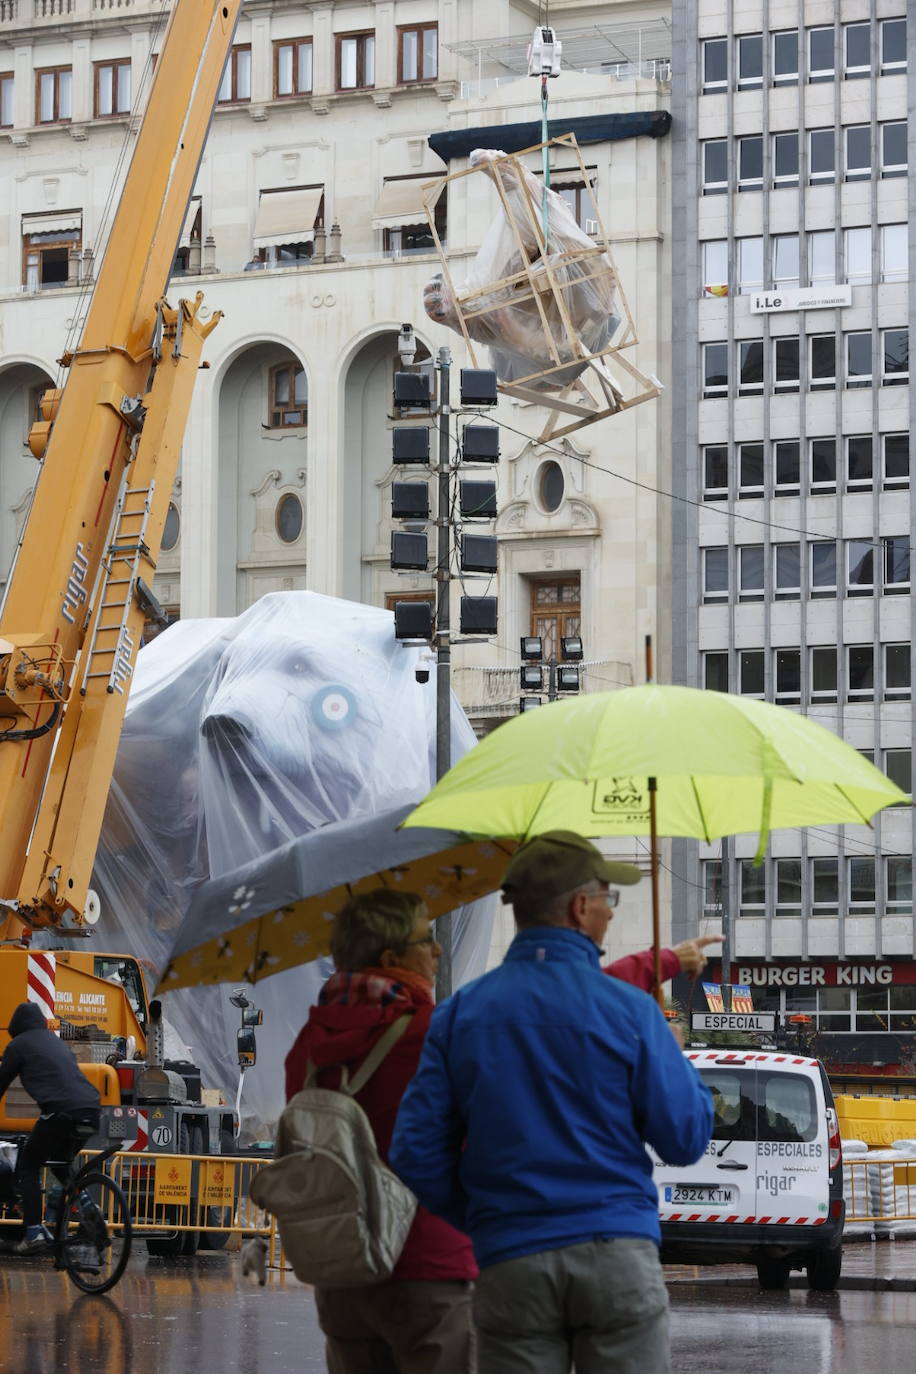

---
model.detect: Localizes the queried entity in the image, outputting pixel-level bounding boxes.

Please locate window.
[808,26,835,82]
[704,652,728,692]
[736,34,762,88]
[844,23,871,79]
[884,537,910,594]
[846,539,874,596]
[379,174,447,256]
[887,857,912,915]
[774,648,801,703]
[810,541,837,597]
[738,136,763,190]
[739,649,764,697]
[774,859,802,916]
[702,240,728,295]
[848,857,875,914]
[702,38,728,92]
[773,132,799,187]
[808,130,835,184]
[703,342,728,397]
[774,544,800,600]
[739,859,766,916]
[845,331,872,388]
[811,646,837,703]
[772,235,800,288]
[274,39,313,97]
[882,122,907,176]
[773,337,800,392]
[809,335,836,390]
[268,362,307,427]
[398,24,437,83]
[702,140,728,193]
[881,225,907,283]
[738,340,763,395]
[95,59,131,117]
[703,859,723,910]
[845,126,871,180]
[739,546,765,601]
[703,547,729,602]
[218,45,251,103]
[337,31,375,90]
[529,576,580,662]
[36,67,71,123]
[774,440,800,494]
[808,229,835,284]
[811,858,838,915]
[884,749,912,798]
[844,227,871,285]
[703,445,728,500]
[846,435,872,490]
[847,645,874,700]
[22,214,81,290]
[881,18,907,74]
[554,181,598,234]
[0,73,11,128]
[737,237,763,293]
[810,439,836,493]
[883,434,909,488]
[275,493,304,544]
[772,30,798,85]
[882,328,908,385]
[884,643,911,700]
[738,443,764,497]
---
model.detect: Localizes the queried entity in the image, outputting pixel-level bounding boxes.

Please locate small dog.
[240,1235,268,1287]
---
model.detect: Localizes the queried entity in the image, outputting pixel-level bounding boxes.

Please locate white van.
[652,1048,845,1290]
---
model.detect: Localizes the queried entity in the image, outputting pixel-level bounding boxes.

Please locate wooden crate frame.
[421,133,662,440]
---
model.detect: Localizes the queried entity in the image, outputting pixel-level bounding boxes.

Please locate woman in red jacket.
[285,890,477,1374]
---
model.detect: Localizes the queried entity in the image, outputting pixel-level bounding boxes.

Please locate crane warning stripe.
[27,952,56,1025]
[126,1111,149,1152]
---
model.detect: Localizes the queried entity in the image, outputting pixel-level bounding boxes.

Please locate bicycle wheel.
[58,1171,132,1295]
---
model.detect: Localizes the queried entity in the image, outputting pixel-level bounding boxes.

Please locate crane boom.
[0,0,243,935]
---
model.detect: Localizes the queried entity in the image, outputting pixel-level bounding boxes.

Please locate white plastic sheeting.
[423,148,621,391]
[47,593,493,1136]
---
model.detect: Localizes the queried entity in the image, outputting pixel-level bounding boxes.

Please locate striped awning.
[372,177,442,230]
[253,187,323,248]
[22,211,82,237]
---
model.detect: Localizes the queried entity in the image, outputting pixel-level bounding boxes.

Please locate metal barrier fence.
[845,1155,916,1224]
[1,1150,283,1264]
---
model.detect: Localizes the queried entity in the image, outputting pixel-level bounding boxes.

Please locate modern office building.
[671,2,916,1072]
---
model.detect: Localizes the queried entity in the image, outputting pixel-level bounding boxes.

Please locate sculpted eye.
[289,659,308,676]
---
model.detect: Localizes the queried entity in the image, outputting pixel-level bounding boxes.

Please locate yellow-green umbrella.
[403,686,909,1003]
[403,686,908,846]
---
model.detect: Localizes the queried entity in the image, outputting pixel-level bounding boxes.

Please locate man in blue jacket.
[390,830,713,1374]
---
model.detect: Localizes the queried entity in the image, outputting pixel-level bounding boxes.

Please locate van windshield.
[699,1068,818,1144]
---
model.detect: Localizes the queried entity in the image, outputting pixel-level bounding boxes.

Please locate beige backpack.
[249,1015,418,1287]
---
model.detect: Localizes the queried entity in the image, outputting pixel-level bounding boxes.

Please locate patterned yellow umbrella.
[156,804,515,992]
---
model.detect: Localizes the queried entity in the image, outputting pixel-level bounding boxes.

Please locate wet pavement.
[4,1242,916,1373]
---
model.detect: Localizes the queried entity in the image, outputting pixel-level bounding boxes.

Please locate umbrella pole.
[649,776,663,1009]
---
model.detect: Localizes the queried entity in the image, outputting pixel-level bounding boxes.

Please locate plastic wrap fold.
[424,148,621,391]
[40,593,493,1137]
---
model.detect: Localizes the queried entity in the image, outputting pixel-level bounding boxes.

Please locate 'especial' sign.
[750,285,852,313]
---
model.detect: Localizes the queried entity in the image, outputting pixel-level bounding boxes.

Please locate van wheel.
[807,1246,842,1292]
[756,1258,791,1290]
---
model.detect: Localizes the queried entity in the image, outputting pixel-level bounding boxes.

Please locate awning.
[534,167,596,188]
[253,187,323,249]
[21,211,82,236]
[428,111,671,163]
[179,196,202,249]
[372,177,443,230]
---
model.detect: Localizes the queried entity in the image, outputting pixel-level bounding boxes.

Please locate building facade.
[0,0,675,966]
[671,0,916,1072]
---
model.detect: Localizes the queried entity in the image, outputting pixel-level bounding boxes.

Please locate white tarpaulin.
[64,592,493,1138]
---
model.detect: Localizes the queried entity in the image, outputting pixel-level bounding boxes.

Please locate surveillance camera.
[415,666,430,685]
[415,650,435,685]
[229,988,251,1010]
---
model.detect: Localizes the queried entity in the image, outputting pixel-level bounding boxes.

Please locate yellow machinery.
[0,1,246,1251]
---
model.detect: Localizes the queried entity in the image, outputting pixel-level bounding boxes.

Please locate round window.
[161,502,180,551]
[538,461,565,513]
[276,492,304,544]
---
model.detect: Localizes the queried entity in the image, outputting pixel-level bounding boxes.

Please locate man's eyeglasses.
[591,889,620,910]
[404,933,438,948]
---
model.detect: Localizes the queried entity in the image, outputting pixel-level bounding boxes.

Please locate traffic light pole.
[435,346,454,1000]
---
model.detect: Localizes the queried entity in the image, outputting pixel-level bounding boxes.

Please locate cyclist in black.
[0,1002,100,1253]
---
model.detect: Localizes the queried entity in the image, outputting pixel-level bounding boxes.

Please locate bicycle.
[2,1123,133,1295]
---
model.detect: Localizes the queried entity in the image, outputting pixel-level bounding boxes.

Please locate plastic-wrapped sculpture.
[422,135,661,439]
[55,593,492,1134]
